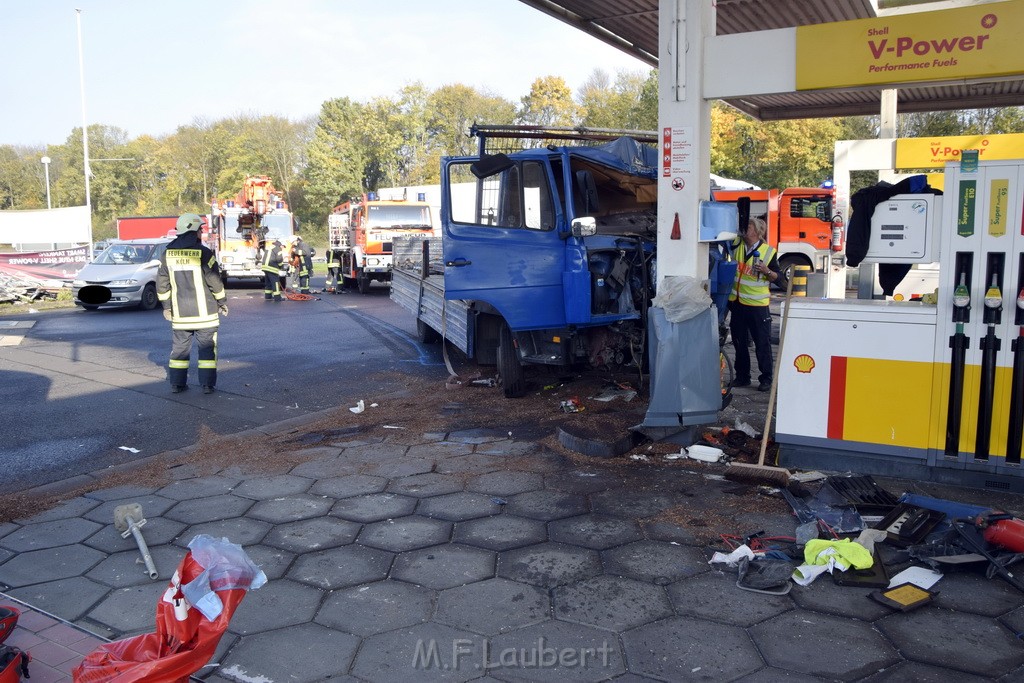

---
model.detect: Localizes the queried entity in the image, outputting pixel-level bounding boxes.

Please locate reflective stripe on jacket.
[260,245,283,274]
[157,233,226,330]
[728,240,777,307]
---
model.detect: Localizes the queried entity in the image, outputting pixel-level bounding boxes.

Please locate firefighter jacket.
[260,243,284,274]
[291,241,314,276]
[728,239,779,307]
[157,232,226,330]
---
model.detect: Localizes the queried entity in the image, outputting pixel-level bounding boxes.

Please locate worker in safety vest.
[324,240,342,293]
[728,217,784,392]
[156,213,228,394]
[290,235,315,294]
[260,239,285,301]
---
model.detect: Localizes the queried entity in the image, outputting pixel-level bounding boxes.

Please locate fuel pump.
[1008,263,1024,464]
[975,260,1004,460]
[946,267,972,456]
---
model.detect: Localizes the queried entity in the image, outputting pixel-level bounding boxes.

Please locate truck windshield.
[367,205,431,229]
[790,196,831,221]
[261,213,294,240]
[95,243,157,265]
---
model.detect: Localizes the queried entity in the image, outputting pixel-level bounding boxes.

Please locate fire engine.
[327,192,433,294]
[207,176,295,283]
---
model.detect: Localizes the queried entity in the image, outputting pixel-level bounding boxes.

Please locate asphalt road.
[0,277,450,492]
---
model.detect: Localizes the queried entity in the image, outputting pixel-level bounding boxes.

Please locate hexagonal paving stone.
[435,454,507,475]
[156,475,241,501]
[0,545,105,587]
[86,544,188,587]
[448,428,508,444]
[437,577,549,635]
[468,471,545,497]
[14,496,99,523]
[876,608,1024,677]
[544,470,622,495]
[932,571,1024,617]
[0,517,103,552]
[84,485,158,501]
[418,492,503,521]
[177,518,271,548]
[589,490,680,519]
[309,473,387,498]
[554,576,672,632]
[506,490,589,521]
[342,443,410,464]
[488,619,626,681]
[289,455,362,479]
[641,519,702,546]
[668,571,794,627]
[363,457,436,478]
[388,472,463,498]
[751,611,900,681]
[622,616,761,681]
[85,517,186,554]
[247,494,334,524]
[548,514,643,550]
[498,542,601,588]
[288,544,393,590]
[317,579,435,636]
[476,440,543,459]
[392,544,496,590]
[454,515,547,552]
[602,541,707,584]
[232,474,313,500]
[262,516,360,553]
[227,579,326,636]
[83,495,176,524]
[407,441,474,459]
[331,492,418,522]
[860,661,991,683]
[351,622,485,682]
[8,576,111,622]
[242,544,295,581]
[789,581,892,622]
[87,583,168,634]
[358,516,452,552]
[220,623,360,683]
[165,494,255,525]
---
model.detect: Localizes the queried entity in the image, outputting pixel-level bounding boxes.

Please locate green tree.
[304,97,369,215]
[517,76,578,128]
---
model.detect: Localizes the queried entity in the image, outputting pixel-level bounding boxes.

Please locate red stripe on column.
[827,356,847,440]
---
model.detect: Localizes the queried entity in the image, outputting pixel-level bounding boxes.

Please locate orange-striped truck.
[207,176,295,283]
[327,192,433,294]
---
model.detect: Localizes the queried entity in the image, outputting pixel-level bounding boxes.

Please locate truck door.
[780,191,833,252]
[442,155,565,330]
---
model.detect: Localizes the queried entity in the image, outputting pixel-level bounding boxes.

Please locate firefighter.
[156,213,228,395]
[324,240,341,293]
[260,238,285,301]
[290,235,315,294]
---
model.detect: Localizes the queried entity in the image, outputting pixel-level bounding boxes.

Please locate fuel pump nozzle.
[952,272,971,323]
[984,274,1004,324]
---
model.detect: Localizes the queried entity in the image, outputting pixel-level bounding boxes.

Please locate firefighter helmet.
[176,213,204,235]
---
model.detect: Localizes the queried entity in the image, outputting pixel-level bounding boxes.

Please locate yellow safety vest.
[728,240,777,307]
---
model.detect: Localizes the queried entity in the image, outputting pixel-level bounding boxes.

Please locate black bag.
[0,644,30,682]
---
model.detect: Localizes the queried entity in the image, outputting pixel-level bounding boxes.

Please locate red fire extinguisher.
[830,215,845,252]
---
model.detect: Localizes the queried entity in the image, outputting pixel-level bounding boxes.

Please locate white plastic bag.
[651,275,712,323]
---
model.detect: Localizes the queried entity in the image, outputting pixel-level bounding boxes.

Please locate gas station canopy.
[517,0,1024,119]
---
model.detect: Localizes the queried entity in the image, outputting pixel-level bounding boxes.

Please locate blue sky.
[0,1,651,148]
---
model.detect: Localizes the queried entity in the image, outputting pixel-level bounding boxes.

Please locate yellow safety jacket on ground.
[156,232,226,330]
[728,239,777,307]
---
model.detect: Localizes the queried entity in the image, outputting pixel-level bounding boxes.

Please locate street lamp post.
[40,156,52,209]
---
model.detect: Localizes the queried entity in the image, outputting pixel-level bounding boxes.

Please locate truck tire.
[497,323,527,398]
[357,272,371,294]
[777,255,810,291]
[139,283,159,311]
[417,319,441,344]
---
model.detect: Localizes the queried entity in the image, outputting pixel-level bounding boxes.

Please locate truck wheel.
[777,255,809,291]
[357,274,371,294]
[417,319,441,344]
[139,283,158,311]
[497,323,527,398]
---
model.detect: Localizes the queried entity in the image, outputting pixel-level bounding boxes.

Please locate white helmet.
[176,213,204,235]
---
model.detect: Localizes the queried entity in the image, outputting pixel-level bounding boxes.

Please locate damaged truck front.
[391,133,658,397]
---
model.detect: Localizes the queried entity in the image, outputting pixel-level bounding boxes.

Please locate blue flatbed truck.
[391,126,660,398]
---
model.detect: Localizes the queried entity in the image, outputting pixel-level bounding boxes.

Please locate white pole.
[76,8,93,255]
[41,157,51,209]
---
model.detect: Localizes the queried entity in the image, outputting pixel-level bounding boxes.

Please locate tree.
[303,97,369,215]
[516,76,578,128]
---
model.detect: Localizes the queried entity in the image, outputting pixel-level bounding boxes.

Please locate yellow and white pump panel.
[777,159,1024,490]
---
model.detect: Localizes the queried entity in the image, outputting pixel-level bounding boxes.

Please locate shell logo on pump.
[793,354,816,373]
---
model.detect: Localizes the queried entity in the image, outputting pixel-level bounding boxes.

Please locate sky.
[0,0,651,148]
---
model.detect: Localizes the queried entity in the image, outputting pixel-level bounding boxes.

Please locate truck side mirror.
[571,217,597,238]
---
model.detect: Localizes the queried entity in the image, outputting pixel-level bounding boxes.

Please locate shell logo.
[794,354,816,374]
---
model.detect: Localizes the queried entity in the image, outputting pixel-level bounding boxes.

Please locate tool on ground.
[114,503,159,580]
[951,517,1024,593]
[869,582,938,612]
[725,275,793,487]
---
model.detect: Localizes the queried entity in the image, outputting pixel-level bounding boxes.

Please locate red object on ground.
[983,518,1024,553]
[0,607,18,644]
[73,536,264,683]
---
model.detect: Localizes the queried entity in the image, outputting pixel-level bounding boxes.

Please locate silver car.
[72,238,173,310]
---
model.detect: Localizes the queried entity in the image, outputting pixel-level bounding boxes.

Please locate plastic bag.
[73,535,264,683]
[650,275,712,323]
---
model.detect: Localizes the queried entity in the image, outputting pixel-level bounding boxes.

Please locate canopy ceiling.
[517,0,1024,120]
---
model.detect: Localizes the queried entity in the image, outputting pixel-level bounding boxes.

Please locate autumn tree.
[517,76,578,128]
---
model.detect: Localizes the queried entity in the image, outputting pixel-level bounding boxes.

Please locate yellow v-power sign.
[796,0,1024,90]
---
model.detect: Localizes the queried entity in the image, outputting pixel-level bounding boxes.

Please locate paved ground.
[2,390,1024,683]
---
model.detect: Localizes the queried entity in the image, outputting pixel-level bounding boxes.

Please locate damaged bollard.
[114,503,159,580]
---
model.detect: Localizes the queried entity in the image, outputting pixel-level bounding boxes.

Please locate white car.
[72,238,173,310]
